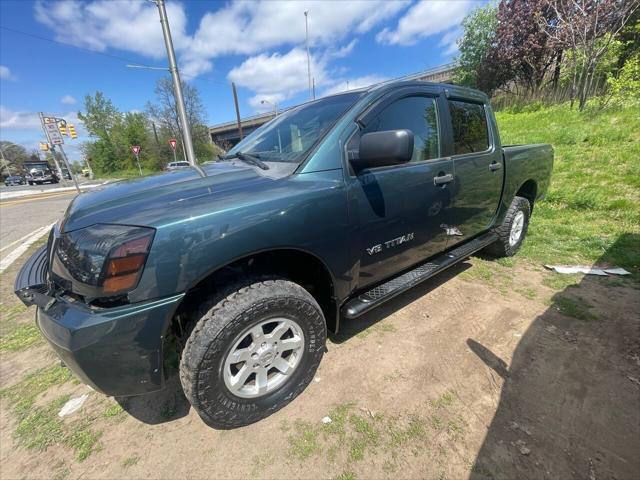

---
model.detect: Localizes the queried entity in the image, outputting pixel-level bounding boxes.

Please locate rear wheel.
[180,279,326,429]
[485,196,531,257]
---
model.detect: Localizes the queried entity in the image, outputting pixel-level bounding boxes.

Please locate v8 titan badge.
[366,232,415,256]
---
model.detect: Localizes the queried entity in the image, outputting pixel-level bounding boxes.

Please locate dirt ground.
[1,245,639,480]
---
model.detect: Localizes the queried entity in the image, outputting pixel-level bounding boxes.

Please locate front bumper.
[15,245,184,396]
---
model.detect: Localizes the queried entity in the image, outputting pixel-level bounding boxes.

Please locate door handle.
[433,173,454,186]
[489,162,502,172]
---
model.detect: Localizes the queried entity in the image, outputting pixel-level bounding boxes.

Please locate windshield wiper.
[222,151,270,170]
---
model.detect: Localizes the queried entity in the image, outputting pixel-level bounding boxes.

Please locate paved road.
[0,191,76,249]
[0,179,81,192]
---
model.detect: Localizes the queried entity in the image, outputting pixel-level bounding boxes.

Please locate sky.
[0,0,485,163]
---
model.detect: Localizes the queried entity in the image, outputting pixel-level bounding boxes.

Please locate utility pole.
[304,10,312,100]
[231,82,244,141]
[57,144,80,191]
[152,0,197,167]
[151,122,160,145]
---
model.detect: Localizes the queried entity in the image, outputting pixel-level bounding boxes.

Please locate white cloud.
[34,0,407,80]
[34,0,191,60]
[0,106,41,130]
[439,28,463,56]
[0,66,18,81]
[228,48,327,107]
[61,95,77,105]
[377,0,474,46]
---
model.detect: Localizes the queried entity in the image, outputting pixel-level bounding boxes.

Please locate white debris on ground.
[544,265,631,276]
[58,394,89,417]
[321,416,332,424]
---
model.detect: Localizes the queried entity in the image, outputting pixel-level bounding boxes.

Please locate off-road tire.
[485,196,531,257]
[179,279,326,429]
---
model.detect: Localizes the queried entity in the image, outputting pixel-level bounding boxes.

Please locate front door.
[345,92,455,289]
[445,99,503,244]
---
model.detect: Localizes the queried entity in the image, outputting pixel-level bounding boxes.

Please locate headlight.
[51,224,155,298]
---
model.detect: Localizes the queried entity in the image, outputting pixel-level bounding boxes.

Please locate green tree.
[0,141,30,175]
[77,92,120,173]
[146,77,215,164]
[455,3,499,89]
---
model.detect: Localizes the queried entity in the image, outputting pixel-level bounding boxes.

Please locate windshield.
[227,92,362,164]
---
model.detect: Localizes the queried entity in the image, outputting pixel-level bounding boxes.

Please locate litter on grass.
[58,394,89,417]
[544,265,631,276]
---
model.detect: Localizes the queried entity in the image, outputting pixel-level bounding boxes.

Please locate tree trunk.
[552,50,563,92]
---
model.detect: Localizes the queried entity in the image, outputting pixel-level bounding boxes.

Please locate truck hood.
[61,161,297,232]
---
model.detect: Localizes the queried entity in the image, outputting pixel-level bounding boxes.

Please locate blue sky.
[0,0,484,162]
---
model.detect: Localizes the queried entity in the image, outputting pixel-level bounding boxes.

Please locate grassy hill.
[496,103,640,275]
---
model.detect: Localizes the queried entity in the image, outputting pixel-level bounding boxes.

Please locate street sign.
[168,139,177,151]
[131,145,141,155]
[43,121,64,145]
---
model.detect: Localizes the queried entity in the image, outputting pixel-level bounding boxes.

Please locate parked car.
[166,161,190,170]
[15,81,553,429]
[4,175,25,186]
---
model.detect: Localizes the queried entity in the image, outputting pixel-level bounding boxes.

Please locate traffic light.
[39,142,50,151]
[58,122,68,136]
[68,124,77,139]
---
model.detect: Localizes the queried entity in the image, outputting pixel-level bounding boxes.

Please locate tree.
[455,4,500,90]
[541,0,639,109]
[146,77,215,164]
[0,141,29,175]
[494,0,559,93]
[78,92,120,173]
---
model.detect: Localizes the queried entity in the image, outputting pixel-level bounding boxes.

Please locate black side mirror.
[353,129,414,170]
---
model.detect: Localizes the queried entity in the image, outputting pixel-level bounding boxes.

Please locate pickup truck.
[15,81,553,429]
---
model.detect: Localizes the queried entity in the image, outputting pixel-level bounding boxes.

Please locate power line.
[0,24,230,86]
[0,25,162,68]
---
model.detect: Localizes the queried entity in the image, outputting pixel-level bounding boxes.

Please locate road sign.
[168,139,177,151]
[131,145,141,155]
[43,121,64,145]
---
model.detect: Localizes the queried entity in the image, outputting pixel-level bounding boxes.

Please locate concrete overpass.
[209,63,456,149]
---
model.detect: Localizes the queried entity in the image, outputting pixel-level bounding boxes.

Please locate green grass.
[102,402,126,420]
[288,420,321,460]
[429,390,456,409]
[0,366,101,461]
[121,455,140,468]
[0,365,72,416]
[496,103,640,276]
[551,295,598,321]
[0,323,43,352]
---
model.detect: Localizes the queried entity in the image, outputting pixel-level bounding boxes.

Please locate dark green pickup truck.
[15,81,553,428]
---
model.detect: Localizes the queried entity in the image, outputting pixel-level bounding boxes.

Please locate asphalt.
[0,190,75,248]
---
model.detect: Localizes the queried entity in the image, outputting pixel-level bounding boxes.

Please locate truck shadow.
[467,233,640,479]
[115,371,190,425]
[332,261,471,343]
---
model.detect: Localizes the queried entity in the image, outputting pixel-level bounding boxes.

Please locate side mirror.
[353,129,414,170]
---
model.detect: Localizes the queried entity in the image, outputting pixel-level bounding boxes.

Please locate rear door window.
[448,100,489,155]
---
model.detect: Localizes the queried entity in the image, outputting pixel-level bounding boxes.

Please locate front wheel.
[485,196,531,257]
[180,279,326,429]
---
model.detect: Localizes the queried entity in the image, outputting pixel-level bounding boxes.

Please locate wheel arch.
[168,247,339,351]
[516,179,537,211]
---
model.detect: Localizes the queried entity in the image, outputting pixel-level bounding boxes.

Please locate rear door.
[445,99,503,244]
[344,87,455,289]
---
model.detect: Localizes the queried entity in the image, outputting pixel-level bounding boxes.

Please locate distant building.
[209,63,456,149]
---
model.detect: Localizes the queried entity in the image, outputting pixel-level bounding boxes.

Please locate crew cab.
[15,81,553,428]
